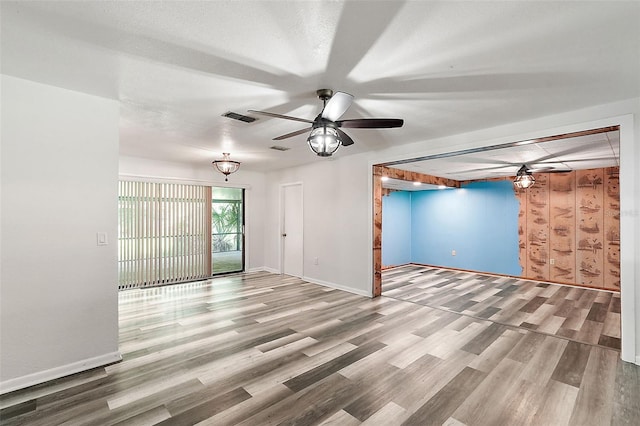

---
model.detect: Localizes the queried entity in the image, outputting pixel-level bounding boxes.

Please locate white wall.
[1,75,121,392]
[263,97,640,364]
[118,156,266,272]
[264,154,373,297]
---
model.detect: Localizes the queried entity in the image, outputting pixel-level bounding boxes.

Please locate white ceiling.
[382,128,619,191]
[388,128,620,180]
[2,1,639,174]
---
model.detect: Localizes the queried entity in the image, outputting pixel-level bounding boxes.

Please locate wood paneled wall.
[517,167,620,291]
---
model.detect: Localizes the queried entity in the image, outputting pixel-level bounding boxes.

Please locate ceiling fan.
[479,156,616,176]
[248,89,404,157]
[514,163,581,188]
[517,163,572,174]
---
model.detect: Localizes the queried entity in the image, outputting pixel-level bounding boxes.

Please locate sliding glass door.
[212,187,244,274]
[117,181,244,289]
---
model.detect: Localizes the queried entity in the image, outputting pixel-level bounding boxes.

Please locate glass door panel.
[212,187,244,274]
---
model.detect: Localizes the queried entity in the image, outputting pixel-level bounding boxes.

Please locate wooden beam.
[375,165,460,188]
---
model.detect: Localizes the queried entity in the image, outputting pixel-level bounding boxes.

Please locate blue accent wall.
[410,181,521,275]
[382,191,412,266]
[381,181,521,275]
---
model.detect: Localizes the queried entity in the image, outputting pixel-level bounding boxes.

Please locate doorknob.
[282,233,287,237]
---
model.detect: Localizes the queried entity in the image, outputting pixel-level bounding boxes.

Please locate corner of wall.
[303,275,372,298]
[247,266,280,274]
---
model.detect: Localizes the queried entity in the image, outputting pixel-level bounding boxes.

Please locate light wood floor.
[383,265,622,351]
[1,270,638,425]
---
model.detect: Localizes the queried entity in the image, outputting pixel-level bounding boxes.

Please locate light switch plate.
[97,232,108,246]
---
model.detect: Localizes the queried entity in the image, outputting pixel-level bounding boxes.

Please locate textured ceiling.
[1,1,638,174]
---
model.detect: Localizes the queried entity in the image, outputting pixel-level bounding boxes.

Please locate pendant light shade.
[212,153,240,182]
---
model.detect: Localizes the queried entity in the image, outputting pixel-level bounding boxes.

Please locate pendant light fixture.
[212,153,240,182]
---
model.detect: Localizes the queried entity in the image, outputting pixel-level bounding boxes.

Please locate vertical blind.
[118,181,212,289]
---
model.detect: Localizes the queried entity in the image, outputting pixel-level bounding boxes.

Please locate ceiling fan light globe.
[307,126,341,157]
[513,173,535,189]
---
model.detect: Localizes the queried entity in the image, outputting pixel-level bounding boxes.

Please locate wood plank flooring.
[1,270,638,425]
[383,265,622,351]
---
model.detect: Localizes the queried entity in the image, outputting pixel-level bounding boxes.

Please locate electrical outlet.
[314,257,319,265]
[550,258,555,265]
[451,250,456,256]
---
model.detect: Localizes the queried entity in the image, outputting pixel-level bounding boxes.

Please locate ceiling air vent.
[222,111,257,123]
[270,145,290,151]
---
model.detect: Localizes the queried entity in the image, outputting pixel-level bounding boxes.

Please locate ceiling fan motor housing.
[316,88,334,101]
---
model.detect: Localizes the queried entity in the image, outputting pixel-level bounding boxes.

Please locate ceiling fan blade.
[477,165,520,173]
[248,110,313,124]
[534,156,618,165]
[338,118,404,128]
[321,92,354,121]
[273,127,312,140]
[337,129,354,146]
[528,167,572,173]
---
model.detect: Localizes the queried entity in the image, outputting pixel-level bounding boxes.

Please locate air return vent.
[270,145,290,151]
[222,111,257,123]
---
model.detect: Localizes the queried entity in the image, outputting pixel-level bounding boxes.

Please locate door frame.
[280,182,304,277]
[369,113,637,364]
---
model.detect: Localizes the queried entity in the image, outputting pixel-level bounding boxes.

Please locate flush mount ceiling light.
[513,165,535,189]
[212,153,240,182]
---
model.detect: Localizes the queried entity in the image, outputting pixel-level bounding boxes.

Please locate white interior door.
[281,183,303,277]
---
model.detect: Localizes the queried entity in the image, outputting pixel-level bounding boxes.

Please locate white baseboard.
[246,266,280,274]
[231,268,372,298]
[0,351,122,395]
[303,276,372,298]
